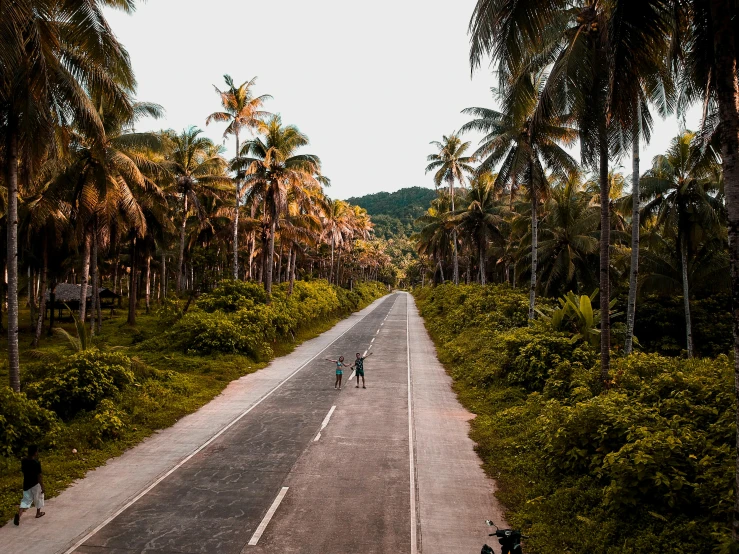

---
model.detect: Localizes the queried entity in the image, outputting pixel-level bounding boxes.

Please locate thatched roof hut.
[45,284,120,310]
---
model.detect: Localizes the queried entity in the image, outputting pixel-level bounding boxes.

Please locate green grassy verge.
[413,283,734,554]
[0,280,386,525]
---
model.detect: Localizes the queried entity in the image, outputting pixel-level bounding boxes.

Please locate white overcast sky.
[106,0,701,200]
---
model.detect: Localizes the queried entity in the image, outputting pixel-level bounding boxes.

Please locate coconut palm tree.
[450,173,505,284]
[469,0,673,380]
[206,75,271,280]
[425,133,475,284]
[0,0,135,390]
[461,72,577,318]
[640,132,724,358]
[536,173,600,295]
[239,115,326,297]
[163,127,231,292]
[414,194,454,284]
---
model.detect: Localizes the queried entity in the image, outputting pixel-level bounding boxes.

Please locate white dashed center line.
[313,405,337,442]
[248,487,289,545]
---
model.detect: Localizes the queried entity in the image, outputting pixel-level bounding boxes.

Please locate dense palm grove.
[0,1,394,395]
[408,0,739,548]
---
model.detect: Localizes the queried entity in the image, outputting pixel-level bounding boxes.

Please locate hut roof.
[45,283,119,302]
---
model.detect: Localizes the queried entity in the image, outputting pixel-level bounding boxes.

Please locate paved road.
[1,292,504,554]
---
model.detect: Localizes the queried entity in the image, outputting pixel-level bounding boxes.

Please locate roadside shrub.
[160,279,385,358]
[91,399,127,443]
[197,280,267,313]
[413,283,736,553]
[0,387,60,456]
[155,296,184,326]
[29,350,134,420]
[170,311,252,355]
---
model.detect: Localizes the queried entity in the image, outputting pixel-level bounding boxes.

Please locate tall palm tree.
[451,173,505,284]
[461,72,577,318]
[640,132,724,358]
[239,115,326,298]
[58,101,165,327]
[468,0,672,380]
[163,127,231,292]
[206,75,271,280]
[322,198,352,285]
[0,0,135,391]
[536,173,600,295]
[414,194,454,284]
[425,133,475,284]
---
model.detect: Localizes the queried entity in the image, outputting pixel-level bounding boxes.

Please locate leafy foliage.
[414,284,734,553]
[0,388,60,457]
[28,351,135,420]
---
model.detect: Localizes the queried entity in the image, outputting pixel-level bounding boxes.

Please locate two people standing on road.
[14,444,45,526]
[326,352,374,390]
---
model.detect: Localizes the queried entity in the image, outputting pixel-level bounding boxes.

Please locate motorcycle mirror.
[485,520,494,527]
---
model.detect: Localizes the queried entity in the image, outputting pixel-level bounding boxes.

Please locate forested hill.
[345,187,437,239]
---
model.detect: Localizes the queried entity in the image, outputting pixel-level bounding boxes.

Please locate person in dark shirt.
[14,445,45,525]
[351,352,373,389]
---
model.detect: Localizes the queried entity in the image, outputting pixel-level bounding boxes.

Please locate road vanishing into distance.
[0,293,505,554]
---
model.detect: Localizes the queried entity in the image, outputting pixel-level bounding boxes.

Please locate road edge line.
[407,292,419,554]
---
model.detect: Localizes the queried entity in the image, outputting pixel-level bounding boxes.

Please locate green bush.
[413,283,735,553]
[0,387,60,457]
[161,280,386,358]
[196,280,267,313]
[155,296,184,326]
[29,350,135,420]
[91,399,127,443]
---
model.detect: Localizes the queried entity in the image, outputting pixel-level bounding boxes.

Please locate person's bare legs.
[361,375,366,388]
[36,508,45,518]
[335,375,340,389]
[356,374,360,388]
[14,507,25,525]
[338,375,342,390]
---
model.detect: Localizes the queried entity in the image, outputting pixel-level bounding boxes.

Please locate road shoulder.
[407,293,507,553]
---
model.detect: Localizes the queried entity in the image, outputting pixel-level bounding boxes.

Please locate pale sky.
[106,0,701,200]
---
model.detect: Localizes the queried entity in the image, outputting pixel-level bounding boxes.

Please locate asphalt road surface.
[1,292,504,554]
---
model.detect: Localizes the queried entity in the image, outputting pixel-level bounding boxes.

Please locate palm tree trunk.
[680,237,694,358]
[177,193,189,293]
[708,1,739,540]
[625,107,641,355]
[529,186,538,320]
[33,235,48,348]
[437,259,445,284]
[5,120,19,391]
[479,239,487,285]
[329,238,335,284]
[265,219,276,299]
[277,242,283,284]
[233,135,240,280]
[288,247,297,295]
[128,238,137,325]
[161,251,167,298]
[599,124,611,382]
[337,249,342,287]
[90,226,99,336]
[145,255,152,314]
[450,178,459,285]
[79,230,92,325]
[248,233,255,280]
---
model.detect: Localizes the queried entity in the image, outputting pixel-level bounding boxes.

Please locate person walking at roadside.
[351,352,373,388]
[325,356,349,390]
[14,445,45,526]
